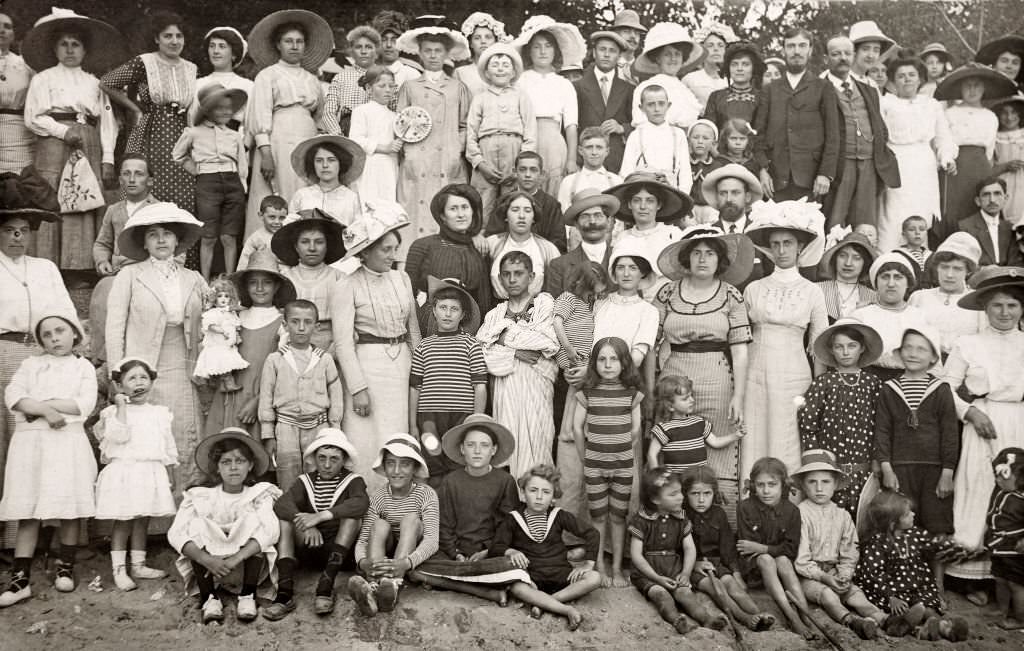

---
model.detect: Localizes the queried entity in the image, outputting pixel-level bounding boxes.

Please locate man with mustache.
[704,163,765,290]
[957,176,1024,267]
[610,10,646,85]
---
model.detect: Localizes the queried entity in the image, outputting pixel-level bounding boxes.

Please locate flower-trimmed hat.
[31,303,85,348]
[302,428,358,471]
[396,15,470,61]
[340,199,409,261]
[441,414,515,466]
[290,134,366,186]
[934,62,1018,102]
[605,171,694,224]
[512,15,586,73]
[196,428,271,477]
[22,8,128,76]
[701,163,763,209]
[476,43,524,81]
[229,250,297,308]
[634,22,704,76]
[117,202,203,261]
[193,84,247,126]
[791,449,847,486]
[204,27,248,69]
[745,199,822,248]
[812,317,883,368]
[427,276,481,333]
[372,433,429,479]
[657,225,755,287]
[723,41,766,83]
[563,187,621,226]
[271,209,347,267]
[247,9,334,72]
[958,265,1024,310]
[817,227,877,280]
[460,12,509,42]
[975,35,1024,84]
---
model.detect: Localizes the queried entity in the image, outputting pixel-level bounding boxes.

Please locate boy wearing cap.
[267,429,368,618]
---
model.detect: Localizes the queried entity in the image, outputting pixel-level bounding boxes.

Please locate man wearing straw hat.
[610,10,647,85]
[848,21,895,90]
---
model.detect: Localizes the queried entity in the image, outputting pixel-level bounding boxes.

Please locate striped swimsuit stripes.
[577,381,640,519]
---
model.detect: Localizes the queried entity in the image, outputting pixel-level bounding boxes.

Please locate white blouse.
[149,258,184,325]
[289,184,361,227]
[942,327,1024,418]
[879,93,958,167]
[682,68,727,109]
[246,61,322,148]
[594,292,659,358]
[5,354,97,426]
[24,64,118,163]
[519,69,578,128]
[0,251,75,334]
[945,104,998,159]
[907,287,986,355]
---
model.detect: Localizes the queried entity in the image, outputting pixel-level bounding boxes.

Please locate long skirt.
[536,118,567,197]
[0,339,39,547]
[946,399,1024,580]
[245,105,317,239]
[206,319,281,437]
[493,360,555,480]
[33,121,102,270]
[878,141,942,254]
[939,145,991,243]
[0,112,34,174]
[342,342,411,492]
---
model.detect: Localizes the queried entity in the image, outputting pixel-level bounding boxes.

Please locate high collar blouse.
[24,64,118,162]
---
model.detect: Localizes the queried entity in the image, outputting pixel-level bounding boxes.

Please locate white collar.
[981,211,1001,226]
[786,70,806,88]
[772,265,802,282]
[580,240,608,263]
[721,215,747,232]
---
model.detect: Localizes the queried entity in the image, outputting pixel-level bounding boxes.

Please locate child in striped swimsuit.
[571,336,644,588]
[647,375,744,474]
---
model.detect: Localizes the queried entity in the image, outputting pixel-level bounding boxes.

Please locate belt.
[49,112,98,127]
[357,332,408,345]
[0,107,23,116]
[0,332,32,344]
[480,131,523,140]
[644,550,680,557]
[670,341,729,353]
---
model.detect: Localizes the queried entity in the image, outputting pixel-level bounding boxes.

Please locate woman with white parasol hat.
[630,22,704,130]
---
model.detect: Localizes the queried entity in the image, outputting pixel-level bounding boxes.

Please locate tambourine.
[394,106,432,143]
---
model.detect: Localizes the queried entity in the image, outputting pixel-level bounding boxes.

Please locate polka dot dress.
[856,527,943,612]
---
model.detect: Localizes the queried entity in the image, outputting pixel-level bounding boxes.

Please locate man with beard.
[753,28,839,202]
[703,163,766,290]
[610,10,646,85]
[822,35,899,230]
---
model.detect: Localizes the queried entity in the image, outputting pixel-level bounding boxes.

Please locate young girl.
[736,457,816,640]
[553,262,609,371]
[987,447,1024,631]
[908,232,984,359]
[167,428,282,624]
[857,490,969,640]
[715,119,759,177]
[572,337,644,587]
[688,119,721,223]
[0,309,97,607]
[349,65,402,203]
[194,276,249,392]
[798,318,884,518]
[95,357,178,591]
[992,95,1024,225]
[647,375,744,474]
[490,465,601,630]
[681,467,774,631]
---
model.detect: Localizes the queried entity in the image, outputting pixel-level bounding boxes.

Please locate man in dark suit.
[958,177,1024,267]
[574,30,635,174]
[753,28,840,202]
[544,188,616,297]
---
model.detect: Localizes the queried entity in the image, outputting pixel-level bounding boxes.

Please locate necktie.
[842,80,852,100]
[600,76,610,104]
[729,224,737,234]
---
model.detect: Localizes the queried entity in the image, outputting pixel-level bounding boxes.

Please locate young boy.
[259,300,343,492]
[467,43,537,220]
[172,84,248,280]
[620,85,692,191]
[484,151,568,252]
[267,429,368,619]
[409,278,487,484]
[558,128,624,250]
[793,449,888,640]
[876,326,958,598]
[238,195,287,271]
[898,215,932,270]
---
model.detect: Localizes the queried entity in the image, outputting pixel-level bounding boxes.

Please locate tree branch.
[930,3,974,54]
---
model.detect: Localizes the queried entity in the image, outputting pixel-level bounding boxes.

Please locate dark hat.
[271,209,347,266]
[657,226,755,287]
[193,84,247,126]
[975,35,1024,84]
[958,265,1024,310]
[427,276,481,333]
[604,171,694,224]
[0,170,61,230]
[934,62,1017,101]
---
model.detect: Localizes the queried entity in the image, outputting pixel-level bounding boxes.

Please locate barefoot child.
[572,336,644,587]
[630,467,728,634]
[0,309,97,607]
[237,195,287,271]
[491,465,602,630]
[736,457,816,639]
[987,447,1024,631]
[95,357,178,591]
[167,429,282,624]
[647,375,744,473]
[194,277,250,392]
[682,467,775,631]
[267,429,368,619]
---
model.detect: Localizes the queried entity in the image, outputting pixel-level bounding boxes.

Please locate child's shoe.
[202,595,224,624]
[847,615,878,640]
[129,551,167,580]
[347,576,378,616]
[113,565,137,592]
[236,594,258,622]
[376,577,401,612]
[941,616,969,642]
[882,614,913,637]
[53,560,75,593]
[314,574,335,615]
[261,598,296,621]
[0,571,31,607]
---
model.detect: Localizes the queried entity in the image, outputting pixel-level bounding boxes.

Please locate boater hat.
[657,225,755,288]
[791,449,847,485]
[562,187,621,226]
[372,433,429,479]
[195,428,271,477]
[701,163,763,209]
[812,317,883,368]
[229,250,297,308]
[22,8,128,76]
[248,9,334,72]
[958,265,1024,310]
[605,171,693,224]
[117,202,203,261]
[271,209,347,266]
[290,135,366,186]
[634,22,704,75]
[441,414,515,466]
[934,62,1017,102]
[193,84,247,126]
[303,428,358,471]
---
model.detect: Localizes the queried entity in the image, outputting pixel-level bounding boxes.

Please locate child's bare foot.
[567,608,583,631]
[674,615,699,634]
[600,572,612,588]
[498,588,508,607]
[795,622,818,640]
[611,570,630,588]
[997,617,1024,631]
[747,612,775,631]
[530,606,542,620]
[705,614,729,631]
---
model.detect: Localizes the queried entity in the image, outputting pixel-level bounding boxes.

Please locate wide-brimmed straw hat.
[271,209,347,266]
[848,20,895,49]
[701,163,763,209]
[204,27,248,69]
[302,428,358,471]
[248,9,334,72]
[513,15,586,73]
[193,84,247,126]
[396,15,470,61]
[31,303,85,347]
[229,250,296,308]
[817,228,877,279]
[22,8,128,76]
[958,265,1024,310]
[869,250,917,289]
[791,449,847,485]
[976,35,1024,83]
[812,317,883,368]
[563,187,621,226]
[476,43,524,80]
[934,62,1017,101]
[339,199,409,261]
[657,225,755,287]
[427,276,481,333]
[745,200,821,248]
[0,171,61,230]
[611,10,647,33]
[290,135,366,186]
[195,428,271,477]
[634,22,704,75]
[117,202,203,261]
[372,433,429,479]
[441,414,515,466]
[723,41,766,82]
[605,171,694,224]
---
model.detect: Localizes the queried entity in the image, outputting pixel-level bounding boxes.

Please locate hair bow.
[824,225,852,251]
[996,453,1017,479]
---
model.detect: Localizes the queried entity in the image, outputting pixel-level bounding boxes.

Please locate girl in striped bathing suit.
[572,336,644,588]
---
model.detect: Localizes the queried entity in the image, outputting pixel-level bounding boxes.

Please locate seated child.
[682,467,774,631]
[267,428,368,619]
[349,434,439,617]
[167,429,282,624]
[620,85,692,191]
[647,375,744,473]
[237,195,287,271]
[490,464,602,630]
[630,468,727,634]
[987,447,1024,631]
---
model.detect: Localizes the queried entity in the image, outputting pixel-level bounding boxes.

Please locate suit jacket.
[543,244,613,298]
[753,71,840,191]
[825,77,900,195]
[575,66,635,174]
[712,218,767,291]
[92,194,160,272]
[957,212,1024,267]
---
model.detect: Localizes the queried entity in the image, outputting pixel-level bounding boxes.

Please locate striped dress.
[354,482,439,570]
[553,292,595,370]
[576,381,643,519]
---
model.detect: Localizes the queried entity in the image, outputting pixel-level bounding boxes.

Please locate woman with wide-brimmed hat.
[194,27,253,133]
[105,202,208,501]
[23,8,126,272]
[703,40,764,129]
[455,13,510,98]
[242,9,332,238]
[630,22,704,130]
[975,34,1024,89]
[815,227,878,322]
[682,21,739,111]
[288,134,367,230]
[740,200,829,481]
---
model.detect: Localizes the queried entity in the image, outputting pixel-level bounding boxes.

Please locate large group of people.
[2,5,1024,642]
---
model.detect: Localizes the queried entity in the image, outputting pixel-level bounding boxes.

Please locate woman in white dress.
[630,22,704,130]
[349,66,400,202]
[194,27,252,134]
[0,12,35,176]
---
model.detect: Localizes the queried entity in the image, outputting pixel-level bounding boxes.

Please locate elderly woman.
[288,135,365,230]
[942,267,1024,590]
[194,27,252,132]
[631,22,704,129]
[682,22,738,110]
[815,229,877,323]
[703,41,764,129]
[0,12,34,176]
[487,191,560,301]
[456,13,508,98]
[332,205,421,487]
[243,10,331,237]
[321,25,381,136]
[105,203,206,498]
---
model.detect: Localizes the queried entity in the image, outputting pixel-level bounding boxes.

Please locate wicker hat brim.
[289,135,367,186]
[247,10,334,72]
[22,16,128,76]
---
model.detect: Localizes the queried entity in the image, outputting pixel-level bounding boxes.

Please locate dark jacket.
[543,244,613,298]
[490,506,599,575]
[875,376,959,470]
[574,65,635,174]
[273,469,369,527]
[957,212,1024,267]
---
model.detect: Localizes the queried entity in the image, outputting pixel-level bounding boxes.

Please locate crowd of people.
[2,4,1024,641]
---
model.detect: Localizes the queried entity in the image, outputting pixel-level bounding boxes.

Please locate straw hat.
[745,200,822,248]
[193,84,247,126]
[290,134,366,186]
[975,35,1024,83]
[694,21,739,46]
[271,210,347,267]
[513,16,586,73]
[22,8,127,76]
[396,15,470,61]
[934,62,1017,102]
[657,225,755,287]
[204,27,248,68]
[460,12,509,42]
[589,30,628,52]
[791,449,847,485]
[476,43,524,81]
[812,317,883,368]
[339,199,409,261]
[919,42,951,62]
[723,41,766,82]
[634,22,704,76]
[988,92,1024,115]
[562,187,620,226]
[427,276,481,333]
[247,9,334,72]
[605,171,694,224]
[611,10,647,33]
[372,433,429,479]
[302,428,358,471]
[229,250,296,308]
[892,324,943,362]
[817,228,877,280]
[441,414,515,466]
[117,202,203,261]
[958,265,1024,310]
[848,20,895,49]
[869,251,917,289]
[701,163,763,209]
[195,428,271,477]
[31,303,85,347]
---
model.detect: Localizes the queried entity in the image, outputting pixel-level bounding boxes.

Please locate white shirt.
[24,64,118,163]
[785,71,806,89]
[981,211,1002,263]
[0,251,75,334]
[519,70,578,128]
[631,74,701,129]
[580,240,609,264]
[720,215,748,233]
[619,122,693,191]
[557,168,622,211]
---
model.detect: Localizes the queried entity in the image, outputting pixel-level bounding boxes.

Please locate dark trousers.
[195,172,246,238]
[828,157,877,229]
